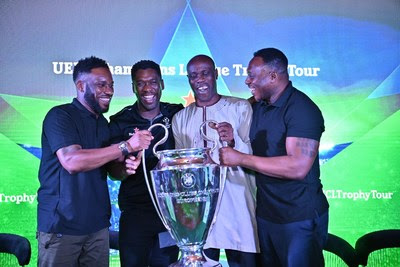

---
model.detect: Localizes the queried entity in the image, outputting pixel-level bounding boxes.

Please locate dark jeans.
[119,208,179,267]
[204,248,260,267]
[257,211,329,267]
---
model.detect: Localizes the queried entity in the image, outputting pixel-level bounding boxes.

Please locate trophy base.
[169,258,221,267]
[169,245,222,267]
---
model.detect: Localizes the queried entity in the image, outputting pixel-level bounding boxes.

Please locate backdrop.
[1,0,399,266]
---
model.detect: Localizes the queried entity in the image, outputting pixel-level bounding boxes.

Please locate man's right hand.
[219,146,243,167]
[126,130,153,152]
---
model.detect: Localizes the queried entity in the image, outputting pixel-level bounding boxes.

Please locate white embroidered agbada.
[172,95,259,253]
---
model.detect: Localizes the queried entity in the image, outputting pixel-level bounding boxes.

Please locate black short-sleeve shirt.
[37,98,111,235]
[109,102,183,210]
[250,82,329,223]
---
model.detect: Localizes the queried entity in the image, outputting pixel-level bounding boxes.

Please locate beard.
[84,88,105,114]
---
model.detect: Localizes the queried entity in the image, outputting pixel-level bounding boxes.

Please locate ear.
[132,82,137,94]
[214,68,218,80]
[76,80,85,93]
[270,71,278,81]
[160,79,165,90]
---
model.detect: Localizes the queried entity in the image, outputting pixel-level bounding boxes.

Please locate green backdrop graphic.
[1,0,399,266]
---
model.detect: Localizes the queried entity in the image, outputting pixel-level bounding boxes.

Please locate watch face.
[119,142,129,155]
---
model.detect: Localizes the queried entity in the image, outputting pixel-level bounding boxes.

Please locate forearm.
[240,137,318,180]
[240,153,308,180]
[59,144,123,174]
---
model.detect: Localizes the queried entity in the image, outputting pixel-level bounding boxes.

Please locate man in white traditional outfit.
[172,55,260,266]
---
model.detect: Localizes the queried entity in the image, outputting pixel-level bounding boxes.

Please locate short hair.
[253,48,288,74]
[72,56,109,82]
[187,54,216,70]
[131,60,162,82]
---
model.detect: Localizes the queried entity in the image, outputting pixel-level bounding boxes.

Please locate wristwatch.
[118,141,130,156]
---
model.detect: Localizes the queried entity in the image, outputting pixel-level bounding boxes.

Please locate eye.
[188,73,197,80]
[202,70,210,76]
[94,81,113,90]
[95,82,106,88]
[136,81,144,88]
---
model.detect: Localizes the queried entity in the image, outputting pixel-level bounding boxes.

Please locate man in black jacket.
[109,60,183,267]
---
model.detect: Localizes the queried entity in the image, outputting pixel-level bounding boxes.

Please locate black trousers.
[257,211,329,267]
[119,208,179,267]
[204,248,261,267]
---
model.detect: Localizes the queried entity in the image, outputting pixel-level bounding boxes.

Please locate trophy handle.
[142,123,171,231]
[199,120,228,231]
[199,120,221,151]
[149,123,169,159]
[209,162,227,229]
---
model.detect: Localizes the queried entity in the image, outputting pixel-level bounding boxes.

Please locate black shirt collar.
[267,81,294,108]
[71,98,101,119]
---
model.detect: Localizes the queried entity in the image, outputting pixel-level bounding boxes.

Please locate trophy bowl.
[143,123,226,267]
[150,148,222,266]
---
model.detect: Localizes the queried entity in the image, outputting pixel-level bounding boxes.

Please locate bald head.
[187,55,215,71]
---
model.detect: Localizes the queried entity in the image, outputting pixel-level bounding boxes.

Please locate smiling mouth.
[197,86,208,92]
[143,95,156,102]
[99,97,112,104]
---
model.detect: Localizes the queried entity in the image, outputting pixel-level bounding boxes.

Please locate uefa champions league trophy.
[142,121,226,267]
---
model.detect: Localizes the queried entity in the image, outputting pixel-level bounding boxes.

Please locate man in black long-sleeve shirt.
[109,60,183,267]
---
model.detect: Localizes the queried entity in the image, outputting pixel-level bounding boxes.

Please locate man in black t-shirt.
[219,48,329,267]
[109,60,183,266]
[37,56,152,267]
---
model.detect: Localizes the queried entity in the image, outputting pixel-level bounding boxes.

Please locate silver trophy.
[142,121,226,267]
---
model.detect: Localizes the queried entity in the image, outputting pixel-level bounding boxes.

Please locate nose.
[142,84,155,94]
[245,76,251,86]
[104,84,114,95]
[144,82,153,89]
[197,73,209,84]
[194,75,203,83]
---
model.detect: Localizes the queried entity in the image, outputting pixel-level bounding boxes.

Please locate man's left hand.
[210,121,235,147]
